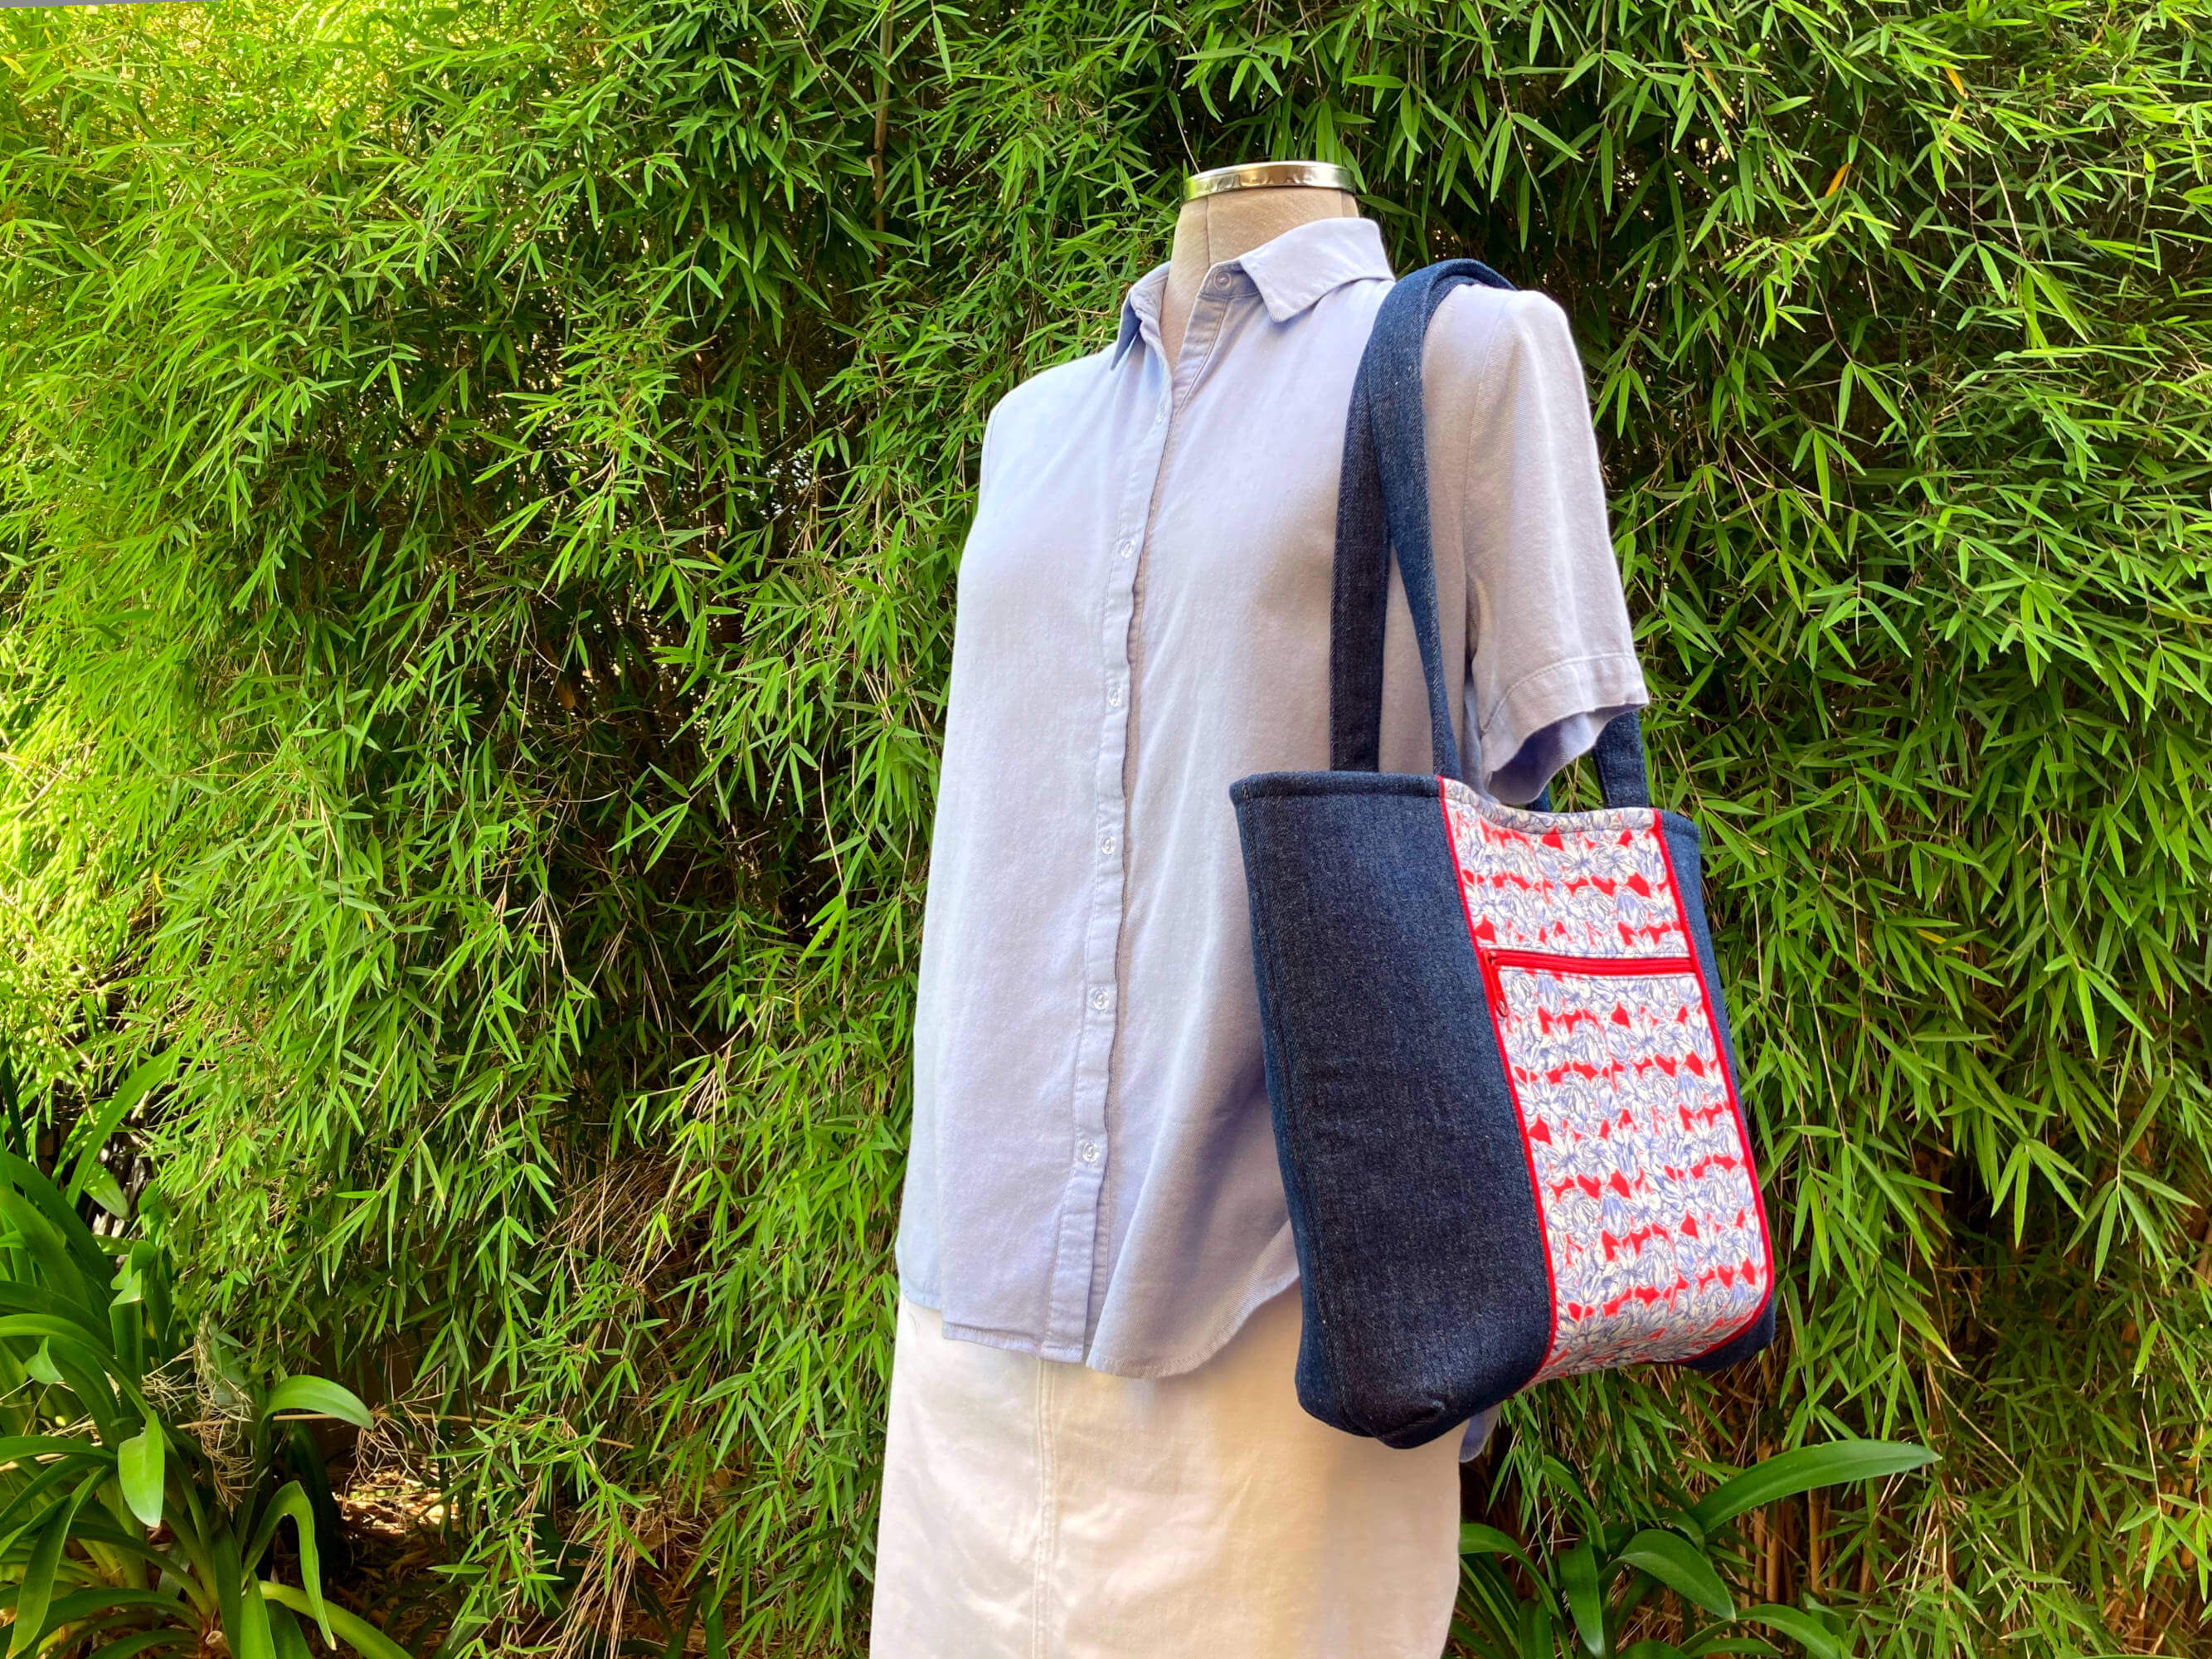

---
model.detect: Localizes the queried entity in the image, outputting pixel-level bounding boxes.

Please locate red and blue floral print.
[1441,786,1772,1383]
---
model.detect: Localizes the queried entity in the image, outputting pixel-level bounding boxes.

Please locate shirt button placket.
[1043,358,1173,1360]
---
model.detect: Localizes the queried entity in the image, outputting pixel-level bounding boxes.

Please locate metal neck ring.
[1183,161,1356,202]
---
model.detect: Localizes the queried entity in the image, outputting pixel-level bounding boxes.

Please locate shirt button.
[1090,988,1111,1011]
[1208,271,1231,291]
[1107,686,1125,708]
[1079,1141,1101,1165]
[1100,835,1117,856]
[1116,538,1135,559]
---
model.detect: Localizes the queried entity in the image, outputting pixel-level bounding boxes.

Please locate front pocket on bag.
[1475,949,1770,1383]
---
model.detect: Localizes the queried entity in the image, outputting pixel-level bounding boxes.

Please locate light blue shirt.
[897,219,1646,1399]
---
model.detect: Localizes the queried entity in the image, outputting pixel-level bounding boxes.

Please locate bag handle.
[1326,259,1652,810]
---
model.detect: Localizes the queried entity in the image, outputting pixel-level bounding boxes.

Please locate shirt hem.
[901,1274,1494,1461]
[897,1267,1303,1379]
[895,1280,1088,1364]
[1080,1268,1304,1378]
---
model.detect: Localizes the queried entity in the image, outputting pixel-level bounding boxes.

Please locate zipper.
[1482,947,1699,976]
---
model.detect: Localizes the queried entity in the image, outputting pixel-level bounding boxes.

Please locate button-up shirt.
[897,216,1646,1378]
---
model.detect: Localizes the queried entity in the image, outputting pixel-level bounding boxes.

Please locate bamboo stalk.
[1808,1488,1825,1595]
[1765,1501,1783,1604]
[871,5,893,254]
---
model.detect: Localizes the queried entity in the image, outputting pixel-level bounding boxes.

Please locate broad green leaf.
[1561,1536,1606,1655]
[259,1583,414,1659]
[30,1586,185,1642]
[23,1338,62,1386]
[1617,1528,1735,1619]
[109,1297,143,1389]
[47,1513,184,1580]
[261,1375,372,1432]
[1622,1644,1695,1659]
[1460,1554,1524,1643]
[63,1050,177,1207]
[0,1316,96,1350]
[129,1244,173,1349]
[245,1482,331,1647]
[41,1339,132,1443]
[87,1633,195,1659]
[0,1433,115,1467]
[1657,1507,1704,1545]
[1690,1443,1937,1535]
[210,1526,247,1647]
[1461,1521,1544,1576]
[1516,1596,1556,1659]
[109,1254,144,1307]
[235,1570,279,1659]
[0,1284,110,1347]
[82,1165,128,1222]
[0,1155,109,1292]
[10,1472,92,1656]
[0,1467,80,1559]
[0,1318,131,1431]
[268,1600,314,1659]
[1740,1603,1847,1659]
[118,1414,165,1527]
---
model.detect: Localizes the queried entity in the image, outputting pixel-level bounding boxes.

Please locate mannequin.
[875,152,1646,1659]
[1161,161,1360,363]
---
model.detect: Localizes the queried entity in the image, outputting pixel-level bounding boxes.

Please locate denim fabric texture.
[1231,769,1553,1444]
[1329,261,1513,779]
[1231,261,1772,1447]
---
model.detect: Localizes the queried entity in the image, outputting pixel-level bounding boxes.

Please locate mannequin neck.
[1160,184,1359,365]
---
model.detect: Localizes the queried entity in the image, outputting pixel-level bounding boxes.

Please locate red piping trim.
[1650,811,1777,1359]
[1440,779,1562,1378]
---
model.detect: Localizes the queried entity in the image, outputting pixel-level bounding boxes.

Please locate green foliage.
[0,0,2209,1652]
[0,1133,390,1658]
[1456,1440,1937,1659]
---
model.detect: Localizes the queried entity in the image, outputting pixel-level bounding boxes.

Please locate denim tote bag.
[1229,260,1775,1449]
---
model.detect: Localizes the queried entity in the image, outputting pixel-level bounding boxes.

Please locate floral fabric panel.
[1439,781,1770,1382]
[1490,961,1767,1379]
[1441,792,1688,957]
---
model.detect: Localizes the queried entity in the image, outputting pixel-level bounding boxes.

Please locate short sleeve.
[1432,288,1647,804]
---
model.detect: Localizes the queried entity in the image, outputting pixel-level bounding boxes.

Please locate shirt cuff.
[1459,1404,1500,1462]
[1478,651,1650,805]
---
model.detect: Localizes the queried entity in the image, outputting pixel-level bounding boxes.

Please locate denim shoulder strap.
[1329,259,1510,781]
[1327,258,1651,808]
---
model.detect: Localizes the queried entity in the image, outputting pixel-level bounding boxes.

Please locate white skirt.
[869,1290,1464,1658]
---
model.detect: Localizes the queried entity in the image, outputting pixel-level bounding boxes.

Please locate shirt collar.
[1112,216,1393,367]
[1114,265,1169,366]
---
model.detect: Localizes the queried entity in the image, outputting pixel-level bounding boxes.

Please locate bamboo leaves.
[2,0,2209,1650]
